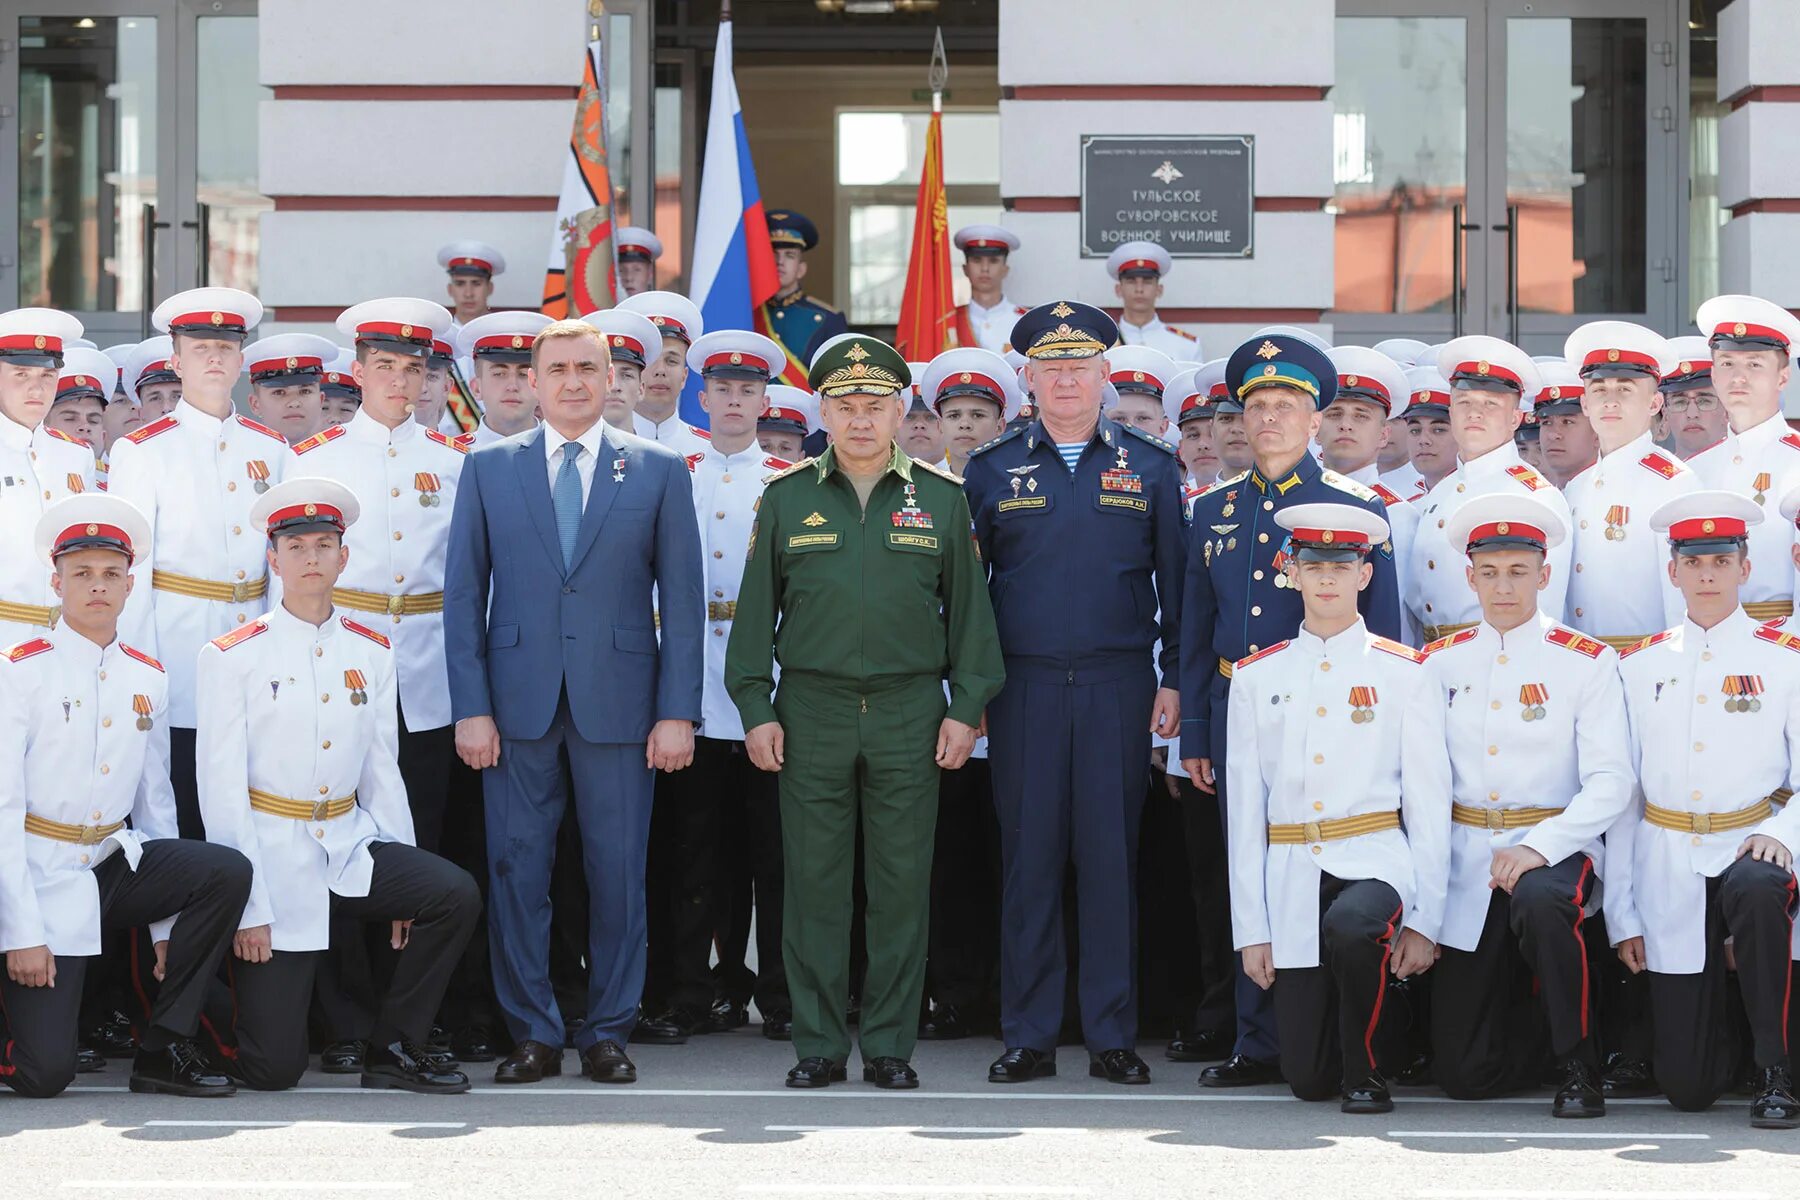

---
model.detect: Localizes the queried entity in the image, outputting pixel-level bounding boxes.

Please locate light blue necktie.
[553,441,583,568]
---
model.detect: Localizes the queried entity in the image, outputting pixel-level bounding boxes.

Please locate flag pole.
[930,25,947,114]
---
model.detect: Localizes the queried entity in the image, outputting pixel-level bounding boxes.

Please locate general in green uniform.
[724,336,1004,1091]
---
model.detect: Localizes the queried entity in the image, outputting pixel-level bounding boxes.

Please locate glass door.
[1,0,262,346]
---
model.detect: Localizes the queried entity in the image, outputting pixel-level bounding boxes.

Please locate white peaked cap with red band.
[437,240,506,277]
[251,476,362,539]
[240,333,341,383]
[761,385,820,434]
[1695,294,1800,352]
[1326,345,1408,415]
[0,307,86,365]
[581,308,665,370]
[1370,338,1432,368]
[617,290,704,345]
[35,493,152,568]
[1436,335,1541,397]
[1563,320,1677,381]
[922,347,1024,422]
[953,224,1021,254]
[152,288,262,338]
[56,348,121,400]
[337,297,445,356]
[1106,240,1172,280]
[1446,493,1568,554]
[687,330,784,380]
[1105,344,1178,399]
[123,336,176,406]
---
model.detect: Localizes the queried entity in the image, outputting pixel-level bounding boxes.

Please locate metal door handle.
[1451,203,1481,338]
[179,203,211,287]
[1492,205,1520,345]
[140,203,171,339]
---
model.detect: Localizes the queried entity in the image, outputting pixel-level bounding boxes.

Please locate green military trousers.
[774,671,947,1064]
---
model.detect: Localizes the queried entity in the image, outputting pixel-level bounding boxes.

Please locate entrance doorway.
[1,0,265,346]
[1328,0,1683,352]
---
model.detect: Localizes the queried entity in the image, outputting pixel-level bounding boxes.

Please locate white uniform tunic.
[1224,620,1452,968]
[1687,413,1800,613]
[1408,443,1573,635]
[1608,609,1800,973]
[1562,431,1698,640]
[0,626,177,955]
[195,606,413,952]
[0,420,97,634]
[1423,615,1634,952]
[464,419,528,450]
[288,411,466,731]
[106,401,296,726]
[958,298,1028,354]
[1380,461,1426,501]
[1117,315,1203,363]
[634,411,711,458]
[689,442,790,741]
[1351,463,1422,645]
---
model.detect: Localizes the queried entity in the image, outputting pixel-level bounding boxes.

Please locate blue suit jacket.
[444,422,704,744]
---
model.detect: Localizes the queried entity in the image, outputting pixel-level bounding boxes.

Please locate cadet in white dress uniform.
[1685,296,1800,623]
[951,226,1028,354]
[1225,503,1451,1114]
[195,478,480,1094]
[1423,495,1632,1117]
[105,288,294,837]
[0,496,249,1099]
[1607,491,1800,1127]
[0,309,98,638]
[1107,242,1203,362]
[456,311,552,449]
[1326,346,1421,645]
[437,239,504,328]
[616,292,712,456]
[615,226,662,299]
[1408,337,1572,640]
[1561,323,1698,646]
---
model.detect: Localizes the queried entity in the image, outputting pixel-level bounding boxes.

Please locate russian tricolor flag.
[684,18,778,426]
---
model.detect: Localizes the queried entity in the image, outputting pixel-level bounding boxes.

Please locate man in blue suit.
[444,319,704,1086]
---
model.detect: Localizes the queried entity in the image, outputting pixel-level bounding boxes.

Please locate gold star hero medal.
[132,694,154,731]
[1723,675,1764,713]
[346,669,368,706]
[1519,682,1548,722]
[892,482,932,530]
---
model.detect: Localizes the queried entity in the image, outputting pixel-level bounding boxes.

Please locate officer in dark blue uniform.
[1177,333,1402,1088]
[763,209,849,367]
[962,301,1186,1087]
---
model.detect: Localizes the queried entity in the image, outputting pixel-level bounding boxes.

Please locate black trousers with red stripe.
[1647,856,1797,1112]
[1430,852,1596,1098]
[1270,873,1403,1102]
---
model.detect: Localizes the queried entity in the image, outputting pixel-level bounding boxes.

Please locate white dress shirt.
[1224,619,1452,968]
[0,417,97,635]
[106,399,296,727]
[1408,442,1573,635]
[543,420,607,506]
[1687,412,1800,611]
[0,624,178,955]
[633,410,711,458]
[195,604,413,952]
[289,410,467,731]
[1117,314,1203,362]
[1562,431,1698,640]
[1608,607,1800,973]
[1423,613,1633,951]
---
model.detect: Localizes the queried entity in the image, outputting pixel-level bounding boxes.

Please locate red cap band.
[171,311,245,329]
[1581,348,1659,372]
[963,238,1008,250]
[136,360,172,382]
[1452,360,1523,388]
[608,334,646,358]
[762,406,806,424]
[1290,528,1371,547]
[54,522,133,556]
[1119,258,1158,273]
[1535,385,1577,403]
[1712,321,1790,347]
[447,256,492,273]
[1467,520,1548,546]
[57,373,105,393]
[1670,516,1748,541]
[357,321,433,344]
[250,356,323,375]
[1336,374,1391,402]
[267,502,346,531]
[475,333,533,352]
[1110,369,1165,390]
[648,315,690,340]
[704,351,771,373]
[1179,394,1210,415]
[0,333,62,354]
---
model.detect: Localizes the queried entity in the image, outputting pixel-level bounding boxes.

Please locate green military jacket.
[724,441,1005,730]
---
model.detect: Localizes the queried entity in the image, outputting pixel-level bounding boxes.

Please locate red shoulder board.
[1783,432,1800,453]
[763,456,792,471]
[124,414,179,445]
[1409,479,1428,499]
[692,427,712,440]
[1546,627,1606,659]
[1234,641,1289,670]
[1619,630,1675,659]
[1171,327,1197,341]
[291,425,346,455]
[1370,482,1404,507]
[1637,451,1680,480]
[1423,626,1481,656]
[452,432,475,451]
[1372,636,1426,663]
[425,428,467,454]
[684,453,705,472]
[45,426,91,448]
[120,644,164,672]
[209,620,267,652]
[3,638,53,664]
[1754,624,1800,654]
[340,616,391,648]
[1505,464,1546,492]
[1013,305,1028,315]
[1182,485,1203,504]
[236,415,286,444]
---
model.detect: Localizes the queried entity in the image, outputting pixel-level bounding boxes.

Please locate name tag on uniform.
[998,496,1049,514]
[786,532,841,551]
[1097,494,1148,513]
[888,532,938,552]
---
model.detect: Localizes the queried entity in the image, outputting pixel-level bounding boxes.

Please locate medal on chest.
[1006,464,1038,499]
[1220,489,1237,520]
[1722,674,1764,713]
[1271,547,1291,589]
[247,460,270,494]
[612,451,629,484]
[1604,505,1628,541]
[1099,444,1141,494]
[892,482,933,529]
[132,694,154,731]
[67,472,85,495]
[1348,686,1378,724]
[1753,472,1771,506]
[1519,683,1548,721]
[414,472,442,507]
[345,669,368,706]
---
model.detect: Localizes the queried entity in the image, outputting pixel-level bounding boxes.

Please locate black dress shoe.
[1390,1050,1434,1087]
[632,1010,689,1045]
[863,1057,919,1089]
[76,1046,107,1074]
[428,1024,452,1053]
[583,1039,637,1084]
[705,998,750,1034]
[494,1039,563,1084]
[128,1040,236,1098]
[786,1056,847,1089]
[989,1047,1055,1083]
[320,1039,368,1074]
[1552,1059,1606,1119]
[87,1012,138,1058]
[1199,1053,1282,1088]
[1164,1030,1232,1063]
[1089,1049,1151,1085]
[761,1010,793,1041]
[1342,1075,1393,1114]
[1751,1064,1800,1129]
[451,1026,497,1064]
[1601,1058,1658,1099]
[919,1004,968,1041]
[362,1040,471,1095]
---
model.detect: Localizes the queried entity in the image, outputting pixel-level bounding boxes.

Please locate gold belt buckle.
[1485,809,1506,830]
[78,823,103,845]
[387,594,406,616]
[47,605,61,628]
[1692,812,1713,836]
[230,581,253,604]
[311,799,332,823]
[1303,821,1322,843]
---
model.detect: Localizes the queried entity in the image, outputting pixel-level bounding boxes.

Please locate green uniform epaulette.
[913,458,964,485]
[1118,423,1177,455]
[763,457,817,485]
[967,426,1025,459]
[1321,469,1377,502]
